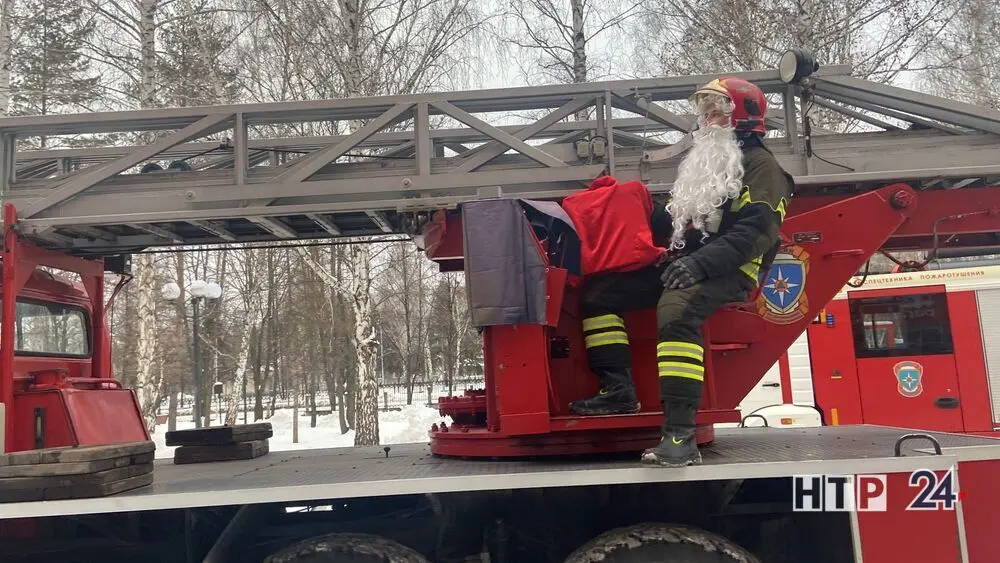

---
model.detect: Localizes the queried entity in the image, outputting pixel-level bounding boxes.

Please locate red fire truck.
[743,264,1000,437]
[1,50,1000,562]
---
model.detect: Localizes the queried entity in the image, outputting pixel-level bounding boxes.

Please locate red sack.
[562,176,666,277]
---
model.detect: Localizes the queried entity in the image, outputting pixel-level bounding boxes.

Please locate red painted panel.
[947,291,994,432]
[846,289,969,432]
[544,267,568,327]
[11,391,77,451]
[63,389,149,445]
[789,185,1000,241]
[806,300,864,425]
[856,354,964,431]
[10,388,149,451]
[488,325,551,435]
[545,284,663,419]
[778,352,792,403]
[957,459,1000,562]
[857,470,962,562]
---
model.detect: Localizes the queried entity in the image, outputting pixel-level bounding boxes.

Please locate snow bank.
[151,404,451,459]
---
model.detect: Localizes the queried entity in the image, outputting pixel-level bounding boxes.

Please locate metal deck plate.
[3,425,999,519]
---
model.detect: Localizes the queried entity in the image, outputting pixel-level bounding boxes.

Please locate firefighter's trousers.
[579,263,753,406]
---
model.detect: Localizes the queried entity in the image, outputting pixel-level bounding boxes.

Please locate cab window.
[14,299,90,357]
[848,293,953,358]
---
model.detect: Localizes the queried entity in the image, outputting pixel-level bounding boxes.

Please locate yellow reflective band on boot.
[656,340,705,381]
[656,341,703,361]
[583,314,629,348]
[582,314,625,332]
[585,331,629,348]
[657,361,705,381]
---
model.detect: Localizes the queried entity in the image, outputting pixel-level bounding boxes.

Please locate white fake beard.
[665,124,745,251]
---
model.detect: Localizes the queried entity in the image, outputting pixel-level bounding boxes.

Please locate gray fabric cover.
[462,199,548,327]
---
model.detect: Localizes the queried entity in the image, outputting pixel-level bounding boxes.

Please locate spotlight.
[779,48,819,84]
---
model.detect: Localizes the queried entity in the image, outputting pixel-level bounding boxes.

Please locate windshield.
[13,299,89,357]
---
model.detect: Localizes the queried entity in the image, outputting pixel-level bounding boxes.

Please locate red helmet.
[691,77,767,135]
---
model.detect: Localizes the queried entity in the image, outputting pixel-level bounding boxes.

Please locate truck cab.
[748,265,1000,437]
[1,261,148,453]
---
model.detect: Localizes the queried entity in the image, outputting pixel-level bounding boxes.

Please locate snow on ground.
[151,404,452,459]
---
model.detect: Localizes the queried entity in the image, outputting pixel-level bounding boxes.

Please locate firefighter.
[569,76,794,468]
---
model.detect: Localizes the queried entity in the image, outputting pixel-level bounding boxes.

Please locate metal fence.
[161,376,487,420]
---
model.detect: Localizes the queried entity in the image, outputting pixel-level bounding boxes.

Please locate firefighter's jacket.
[654,139,794,286]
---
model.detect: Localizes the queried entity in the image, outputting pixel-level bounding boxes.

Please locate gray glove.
[661,256,705,289]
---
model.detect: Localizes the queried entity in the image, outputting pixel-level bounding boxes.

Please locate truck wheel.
[564,522,760,563]
[263,532,430,563]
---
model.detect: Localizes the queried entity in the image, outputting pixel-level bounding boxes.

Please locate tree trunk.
[131,0,160,434]
[134,253,160,433]
[253,341,264,420]
[0,0,13,116]
[224,320,259,426]
[571,0,587,119]
[339,366,351,433]
[350,243,379,445]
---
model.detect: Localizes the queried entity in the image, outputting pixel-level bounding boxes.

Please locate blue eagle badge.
[893,361,924,398]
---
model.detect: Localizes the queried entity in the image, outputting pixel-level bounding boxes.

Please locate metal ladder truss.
[2,62,1000,255]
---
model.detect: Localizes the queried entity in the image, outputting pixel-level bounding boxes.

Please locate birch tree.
[499,0,642,87]
[82,0,247,427]
[244,0,489,445]
[222,248,268,425]
[636,0,956,87]
[378,242,435,403]
[632,0,956,271]
[919,0,999,108]
[293,242,379,444]
[428,274,472,395]
[131,0,162,432]
[0,0,17,115]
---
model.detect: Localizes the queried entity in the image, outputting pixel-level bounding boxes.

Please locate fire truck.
[741,263,1000,436]
[1,50,1000,562]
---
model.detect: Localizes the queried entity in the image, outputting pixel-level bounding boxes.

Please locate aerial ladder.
[0,50,999,562]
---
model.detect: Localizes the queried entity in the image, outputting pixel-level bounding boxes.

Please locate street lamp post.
[162,279,222,429]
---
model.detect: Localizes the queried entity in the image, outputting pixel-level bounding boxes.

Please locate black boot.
[569,368,640,416]
[641,397,702,467]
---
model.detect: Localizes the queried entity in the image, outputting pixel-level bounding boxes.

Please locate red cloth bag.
[561,176,666,277]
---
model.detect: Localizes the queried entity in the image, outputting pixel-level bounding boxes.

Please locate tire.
[263,532,430,563]
[563,522,760,563]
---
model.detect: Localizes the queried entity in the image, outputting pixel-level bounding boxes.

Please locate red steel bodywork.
[855,459,1000,562]
[0,204,148,453]
[418,180,1000,560]
[806,282,999,437]
[2,176,1000,561]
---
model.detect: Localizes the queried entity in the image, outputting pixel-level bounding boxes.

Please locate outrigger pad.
[0,441,155,503]
[165,422,273,447]
[166,423,273,465]
[173,439,270,465]
[462,198,547,327]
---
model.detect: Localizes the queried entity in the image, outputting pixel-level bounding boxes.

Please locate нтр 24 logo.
[793,468,959,511]
[907,468,959,510]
